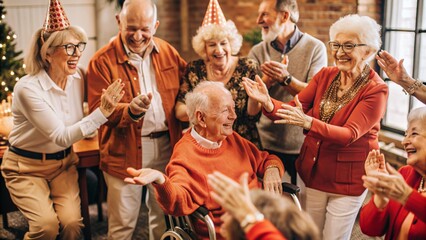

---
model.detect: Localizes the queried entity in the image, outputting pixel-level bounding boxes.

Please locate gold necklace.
[319,65,371,123]
[419,177,426,193]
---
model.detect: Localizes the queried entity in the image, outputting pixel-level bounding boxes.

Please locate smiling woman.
[0,0,124,239]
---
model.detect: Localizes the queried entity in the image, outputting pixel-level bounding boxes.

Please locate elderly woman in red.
[359,107,426,239]
[243,14,388,239]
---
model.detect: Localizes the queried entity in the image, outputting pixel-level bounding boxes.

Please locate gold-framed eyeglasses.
[328,41,367,52]
[57,42,87,56]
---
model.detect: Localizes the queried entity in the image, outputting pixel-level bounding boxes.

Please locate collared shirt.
[8,69,107,152]
[124,41,168,135]
[190,127,221,149]
[270,25,304,57]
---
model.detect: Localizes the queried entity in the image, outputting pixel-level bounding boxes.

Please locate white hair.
[185,81,230,125]
[408,106,426,125]
[329,14,382,61]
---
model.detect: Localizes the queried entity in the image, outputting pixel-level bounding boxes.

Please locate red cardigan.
[153,130,284,239]
[246,220,287,240]
[359,166,426,239]
[264,67,388,195]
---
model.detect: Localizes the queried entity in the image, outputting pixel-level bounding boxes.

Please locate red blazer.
[264,67,388,195]
[359,166,426,239]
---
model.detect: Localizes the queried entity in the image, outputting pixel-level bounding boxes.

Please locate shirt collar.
[38,69,80,91]
[190,127,222,149]
[123,39,159,60]
[270,25,303,54]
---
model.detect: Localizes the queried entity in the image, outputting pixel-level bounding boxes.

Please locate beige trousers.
[1,149,83,240]
[103,134,171,240]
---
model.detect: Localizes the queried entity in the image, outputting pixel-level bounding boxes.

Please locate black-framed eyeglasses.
[57,42,87,56]
[328,41,367,52]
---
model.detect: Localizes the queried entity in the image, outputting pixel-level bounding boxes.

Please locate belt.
[9,146,72,160]
[142,130,169,139]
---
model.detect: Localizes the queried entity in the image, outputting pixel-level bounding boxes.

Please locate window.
[381,0,425,133]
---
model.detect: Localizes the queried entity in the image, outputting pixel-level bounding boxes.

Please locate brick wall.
[155,0,383,64]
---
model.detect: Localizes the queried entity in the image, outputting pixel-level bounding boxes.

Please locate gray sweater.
[248,33,327,154]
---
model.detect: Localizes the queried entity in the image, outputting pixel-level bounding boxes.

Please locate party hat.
[201,0,226,26]
[42,0,70,33]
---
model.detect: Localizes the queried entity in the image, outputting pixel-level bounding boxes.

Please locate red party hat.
[201,0,226,26]
[42,0,70,33]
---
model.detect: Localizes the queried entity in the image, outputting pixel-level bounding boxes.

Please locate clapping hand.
[242,75,274,112]
[275,95,312,130]
[261,56,289,83]
[100,79,125,118]
[364,149,388,176]
[129,93,153,117]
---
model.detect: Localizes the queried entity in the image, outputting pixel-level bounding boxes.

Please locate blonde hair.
[192,20,242,60]
[226,189,320,240]
[329,14,382,62]
[25,26,88,75]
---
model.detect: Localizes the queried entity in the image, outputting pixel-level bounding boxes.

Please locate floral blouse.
[177,57,263,149]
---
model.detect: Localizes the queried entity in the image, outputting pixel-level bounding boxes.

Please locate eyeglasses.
[328,41,367,52]
[57,42,87,56]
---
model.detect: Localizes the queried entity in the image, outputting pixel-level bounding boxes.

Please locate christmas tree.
[0,0,25,101]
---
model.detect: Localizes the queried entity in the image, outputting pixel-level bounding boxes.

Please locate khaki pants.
[1,149,83,240]
[104,134,171,240]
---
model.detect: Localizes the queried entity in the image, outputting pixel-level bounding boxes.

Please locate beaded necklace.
[319,65,371,123]
[419,177,426,193]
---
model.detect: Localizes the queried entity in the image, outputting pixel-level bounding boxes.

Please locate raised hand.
[275,95,312,130]
[99,79,125,118]
[376,50,410,85]
[261,56,289,83]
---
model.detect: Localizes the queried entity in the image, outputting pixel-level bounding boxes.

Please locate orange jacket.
[87,34,187,179]
[265,67,388,195]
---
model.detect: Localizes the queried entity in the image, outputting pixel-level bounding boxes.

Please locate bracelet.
[240,211,264,229]
[128,108,145,120]
[403,79,423,95]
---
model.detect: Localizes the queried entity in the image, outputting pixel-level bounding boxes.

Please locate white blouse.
[8,69,107,153]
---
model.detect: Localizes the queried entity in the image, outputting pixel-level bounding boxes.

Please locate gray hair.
[185,81,230,125]
[275,0,299,23]
[407,106,426,125]
[192,20,242,60]
[329,14,382,62]
[24,26,88,75]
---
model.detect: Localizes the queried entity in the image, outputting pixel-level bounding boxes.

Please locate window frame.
[380,0,425,135]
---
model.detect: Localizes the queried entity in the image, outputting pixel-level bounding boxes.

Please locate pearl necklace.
[419,177,426,193]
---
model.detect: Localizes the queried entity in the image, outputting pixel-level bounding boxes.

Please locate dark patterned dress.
[177,57,263,149]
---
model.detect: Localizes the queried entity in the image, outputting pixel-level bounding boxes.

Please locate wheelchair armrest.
[194,206,209,217]
[282,182,300,195]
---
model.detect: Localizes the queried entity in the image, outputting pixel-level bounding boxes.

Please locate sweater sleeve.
[246,220,287,240]
[404,187,426,222]
[359,196,389,237]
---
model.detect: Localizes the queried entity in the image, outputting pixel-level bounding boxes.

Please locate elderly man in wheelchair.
[125,81,284,239]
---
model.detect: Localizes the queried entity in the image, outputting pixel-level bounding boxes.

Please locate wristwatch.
[279,74,292,86]
[240,211,265,229]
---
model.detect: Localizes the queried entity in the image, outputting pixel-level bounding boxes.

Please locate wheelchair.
[160,182,301,240]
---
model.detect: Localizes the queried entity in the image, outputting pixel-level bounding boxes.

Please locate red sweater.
[246,220,287,240]
[359,166,426,239]
[153,130,284,239]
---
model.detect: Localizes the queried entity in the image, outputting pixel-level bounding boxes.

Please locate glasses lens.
[343,44,355,51]
[64,44,75,56]
[329,42,339,50]
[77,42,86,52]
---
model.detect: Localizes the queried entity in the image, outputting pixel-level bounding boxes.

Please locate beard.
[261,20,285,42]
